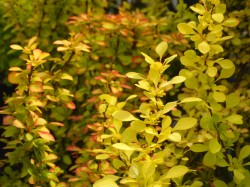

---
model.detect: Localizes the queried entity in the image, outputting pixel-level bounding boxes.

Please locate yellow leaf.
[198,41,210,54]
[212,13,224,23]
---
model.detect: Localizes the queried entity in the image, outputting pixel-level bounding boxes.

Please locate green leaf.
[238,145,250,161]
[212,13,224,23]
[225,114,243,124]
[213,180,228,187]
[216,158,229,167]
[217,59,234,69]
[190,144,208,152]
[226,93,240,108]
[203,152,216,167]
[126,72,145,79]
[173,117,197,131]
[217,66,235,80]
[112,110,138,121]
[177,23,196,34]
[233,169,245,181]
[93,177,118,187]
[200,114,214,130]
[112,143,135,151]
[156,41,168,61]
[198,41,210,54]
[190,181,203,187]
[180,97,202,103]
[221,18,240,27]
[209,139,221,154]
[213,91,226,102]
[162,165,189,179]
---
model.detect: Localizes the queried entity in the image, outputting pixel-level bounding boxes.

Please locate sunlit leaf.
[213,180,228,187]
[37,131,55,141]
[93,177,118,187]
[238,145,250,161]
[190,144,208,152]
[9,67,23,71]
[126,72,145,79]
[10,44,24,50]
[217,59,234,69]
[198,41,210,54]
[168,132,181,142]
[206,66,217,77]
[141,52,155,64]
[156,41,168,61]
[177,23,196,34]
[173,117,197,131]
[212,13,224,23]
[221,18,240,27]
[209,139,221,154]
[225,114,243,124]
[226,93,240,108]
[8,72,20,84]
[162,165,189,179]
[203,152,216,167]
[213,91,226,102]
[112,143,135,151]
[171,76,186,84]
[13,119,25,129]
[180,97,202,103]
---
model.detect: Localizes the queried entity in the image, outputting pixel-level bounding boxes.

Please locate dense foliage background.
[0,0,249,186]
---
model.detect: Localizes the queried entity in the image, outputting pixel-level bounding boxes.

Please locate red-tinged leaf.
[65,101,76,109]
[50,122,64,126]
[8,72,20,84]
[10,44,23,50]
[37,131,55,141]
[30,82,43,93]
[3,116,15,125]
[33,49,42,60]
[13,119,25,128]
[66,145,81,151]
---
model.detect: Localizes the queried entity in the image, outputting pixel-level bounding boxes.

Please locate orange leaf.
[37,131,55,141]
[8,72,20,84]
[65,101,76,109]
[30,82,43,93]
[3,116,15,125]
[49,122,64,126]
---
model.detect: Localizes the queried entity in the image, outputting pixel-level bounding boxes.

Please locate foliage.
[0,0,249,186]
